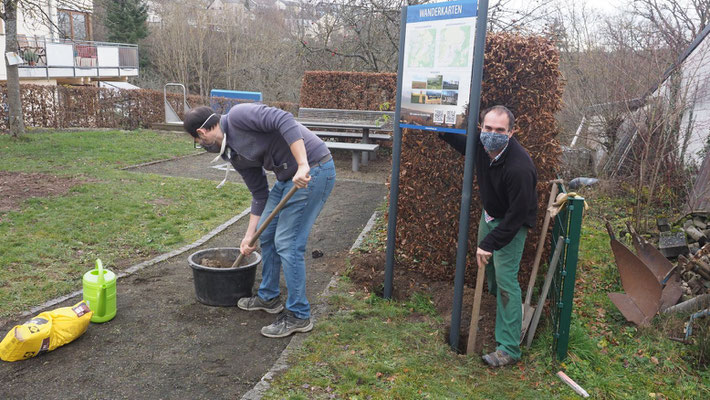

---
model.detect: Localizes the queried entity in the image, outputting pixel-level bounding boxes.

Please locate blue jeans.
[257,159,335,319]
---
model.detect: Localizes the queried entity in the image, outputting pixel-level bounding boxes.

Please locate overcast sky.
[502,0,626,16]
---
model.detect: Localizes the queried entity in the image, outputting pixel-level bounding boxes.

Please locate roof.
[646,23,710,98]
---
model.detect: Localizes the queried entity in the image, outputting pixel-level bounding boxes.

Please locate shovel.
[231,185,299,268]
[521,179,562,341]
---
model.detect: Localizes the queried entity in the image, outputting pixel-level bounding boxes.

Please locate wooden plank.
[298,107,393,120]
[298,120,383,130]
[314,131,391,140]
[324,142,379,152]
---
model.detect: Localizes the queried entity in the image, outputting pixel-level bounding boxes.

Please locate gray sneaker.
[261,310,313,338]
[237,295,284,314]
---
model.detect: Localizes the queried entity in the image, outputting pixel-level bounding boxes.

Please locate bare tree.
[146,0,306,101]
[296,0,402,72]
[632,0,710,55]
[296,0,558,73]
[488,0,557,32]
[2,1,25,137]
[550,1,675,152]
[2,0,88,138]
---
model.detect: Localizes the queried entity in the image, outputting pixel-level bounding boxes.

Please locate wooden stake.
[557,371,590,398]
[466,263,486,354]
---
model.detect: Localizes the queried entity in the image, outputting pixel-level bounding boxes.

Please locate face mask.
[198,129,227,155]
[480,131,509,153]
[201,141,222,153]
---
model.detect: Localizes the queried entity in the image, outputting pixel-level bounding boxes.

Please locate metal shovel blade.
[625,223,682,310]
[626,222,674,282]
[608,293,654,326]
[660,273,683,311]
[606,222,662,326]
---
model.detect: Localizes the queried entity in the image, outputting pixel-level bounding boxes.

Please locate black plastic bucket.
[188,247,260,306]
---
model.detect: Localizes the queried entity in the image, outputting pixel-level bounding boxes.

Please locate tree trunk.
[5,0,25,137]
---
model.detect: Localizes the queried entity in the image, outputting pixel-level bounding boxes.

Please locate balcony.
[17,35,139,81]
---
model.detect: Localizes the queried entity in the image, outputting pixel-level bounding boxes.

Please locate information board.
[399,0,477,134]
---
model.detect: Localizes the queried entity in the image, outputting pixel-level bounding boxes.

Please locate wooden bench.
[324,142,379,172]
[314,131,392,141]
[298,108,394,165]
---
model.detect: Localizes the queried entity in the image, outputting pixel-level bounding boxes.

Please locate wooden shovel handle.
[231,185,300,268]
[466,262,486,354]
[524,179,562,305]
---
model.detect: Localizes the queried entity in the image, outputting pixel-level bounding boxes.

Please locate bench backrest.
[298,108,395,131]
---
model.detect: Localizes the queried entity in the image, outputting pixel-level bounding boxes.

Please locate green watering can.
[82,259,117,323]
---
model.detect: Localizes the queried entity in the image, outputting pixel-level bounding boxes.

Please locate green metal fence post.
[555,197,584,360]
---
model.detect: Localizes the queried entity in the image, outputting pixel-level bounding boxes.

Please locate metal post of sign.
[384,7,408,300]
[449,0,489,352]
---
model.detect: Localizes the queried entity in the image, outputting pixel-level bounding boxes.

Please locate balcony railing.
[17,35,139,79]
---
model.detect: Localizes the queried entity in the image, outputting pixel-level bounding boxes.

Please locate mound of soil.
[0,172,85,212]
[348,252,498,354]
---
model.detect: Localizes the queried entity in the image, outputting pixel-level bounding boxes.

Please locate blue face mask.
[480,131,509,153]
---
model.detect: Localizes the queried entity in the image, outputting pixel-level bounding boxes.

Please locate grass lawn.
[264,193,710,399]
[0,130,251,318]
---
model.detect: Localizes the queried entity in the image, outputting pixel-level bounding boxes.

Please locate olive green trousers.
[478,214,528,359]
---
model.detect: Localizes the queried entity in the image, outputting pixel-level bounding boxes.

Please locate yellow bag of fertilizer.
[0,301,93,362]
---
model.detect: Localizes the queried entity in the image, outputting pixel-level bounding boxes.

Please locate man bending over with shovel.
[438,105,537,367]
[184,103,335,338]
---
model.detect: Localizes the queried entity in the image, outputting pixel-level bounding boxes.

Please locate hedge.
[300,32,564,286]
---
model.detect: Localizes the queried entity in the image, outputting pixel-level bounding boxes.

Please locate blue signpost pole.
[449,0,489,352]
[384,7,408,300]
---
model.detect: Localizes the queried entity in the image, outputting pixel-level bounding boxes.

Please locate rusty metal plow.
[625,222,683,311]
[605,222,682,326]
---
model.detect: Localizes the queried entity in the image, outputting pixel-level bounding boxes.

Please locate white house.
[0,0,139,86]
[206,0,250,17]
[676,25,710,166]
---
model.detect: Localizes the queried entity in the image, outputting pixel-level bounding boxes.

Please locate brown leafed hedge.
[300,33,564,286]
[300,71,397,111]
[402,33,564,285]
[0,84,298,132]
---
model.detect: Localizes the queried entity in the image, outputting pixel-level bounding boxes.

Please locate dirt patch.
[348,252,497,354]
[0,172,85,212]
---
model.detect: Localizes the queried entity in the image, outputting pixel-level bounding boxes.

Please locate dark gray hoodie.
[219,103,330,216]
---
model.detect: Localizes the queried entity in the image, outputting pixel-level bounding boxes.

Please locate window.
[58,9,91,41]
